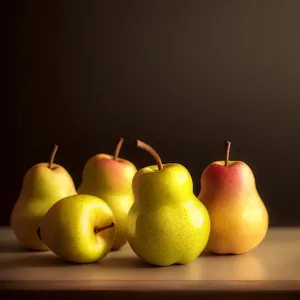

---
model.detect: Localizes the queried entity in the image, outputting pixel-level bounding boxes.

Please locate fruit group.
[39,194,116,263]
[11,145,77,250]
[198,141,269,254]
[127,140,211,267]
[77,138,137,250]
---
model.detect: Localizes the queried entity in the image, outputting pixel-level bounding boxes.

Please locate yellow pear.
[78,138,137,250]
[11,145,77,250]
[127,140,211,266]
[198,141,269,254]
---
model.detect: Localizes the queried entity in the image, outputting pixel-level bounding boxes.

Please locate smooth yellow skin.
[40,194,116,263]
[102,194,134,249]
[78,154,137,250]
[198,160,269,255]
[127,163,211,267]
[11,163,77,251]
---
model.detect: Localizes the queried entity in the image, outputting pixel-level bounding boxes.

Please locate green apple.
[39,194,116,263]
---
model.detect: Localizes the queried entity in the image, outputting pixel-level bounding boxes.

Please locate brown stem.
[49,144,59,169]
[114,138,124,160]
[225,140,231,167]
[137,140,163,170]
[94,222,115,234]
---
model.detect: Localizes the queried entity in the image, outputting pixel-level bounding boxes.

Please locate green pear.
[11,145,77,251]
[126,140,211,267]
[39,194,116,263]
[78,138,137,250]
[198,141,269,254]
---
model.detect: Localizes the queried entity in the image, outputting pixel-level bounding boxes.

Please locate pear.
[78,138,137,250]
[39,194,116,263]
[126,140,211,267]
[11,145,77,251]
[198,141,269,255]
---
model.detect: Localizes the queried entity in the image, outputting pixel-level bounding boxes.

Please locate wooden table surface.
[0,226,299,299]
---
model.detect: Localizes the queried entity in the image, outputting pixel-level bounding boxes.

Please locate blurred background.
[2,0,300,226]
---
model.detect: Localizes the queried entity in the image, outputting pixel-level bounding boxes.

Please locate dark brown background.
[2,0,300,226]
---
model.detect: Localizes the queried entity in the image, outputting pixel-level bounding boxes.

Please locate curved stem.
[136,140,163,170]
[94,222,115,234]
[225,140,231,167]
[114,138,124,160]
[49,144,58,169]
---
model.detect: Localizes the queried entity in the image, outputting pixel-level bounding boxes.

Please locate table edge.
[1,280,300,292]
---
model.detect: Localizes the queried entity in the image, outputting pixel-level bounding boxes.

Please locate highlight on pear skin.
[10,138,269,265]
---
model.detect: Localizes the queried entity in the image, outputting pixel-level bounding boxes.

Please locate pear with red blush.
[78,138,137,250]
[198,141,269,255]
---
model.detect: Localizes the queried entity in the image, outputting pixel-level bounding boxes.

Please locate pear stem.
[49,144,59,169]
[113,138,124,160]
[94,222,115,234]
[225,140,231,167]
[137,140,163,170]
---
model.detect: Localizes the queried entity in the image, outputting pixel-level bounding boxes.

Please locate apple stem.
[113,137,124,160]
[225,140,231,167]
[136,140,163,170]
[94,222,115,234]
[48,144,59,169]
